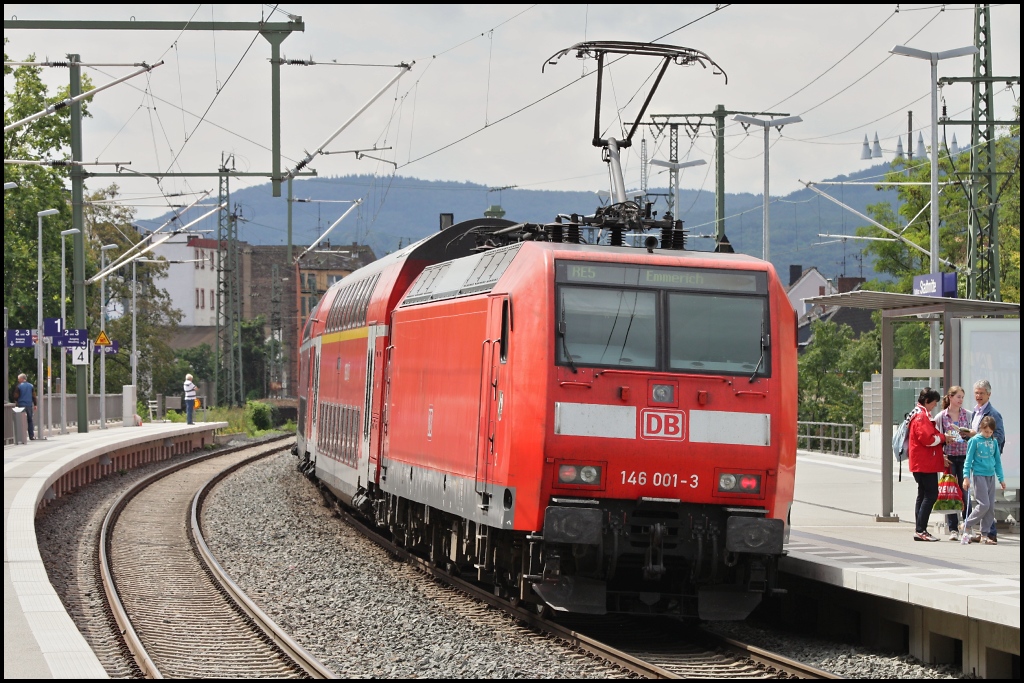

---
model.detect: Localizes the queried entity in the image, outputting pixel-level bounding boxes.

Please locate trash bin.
[12,406,28,445]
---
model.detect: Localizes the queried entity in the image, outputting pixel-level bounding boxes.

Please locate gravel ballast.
[34,440,977,679]
[201,451,625,678]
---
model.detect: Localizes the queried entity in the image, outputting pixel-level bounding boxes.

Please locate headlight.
[719,474,737,491]
[579,466,600,483]
[652,384,675,403]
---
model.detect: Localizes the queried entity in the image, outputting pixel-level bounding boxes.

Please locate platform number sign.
[70,346,89,366]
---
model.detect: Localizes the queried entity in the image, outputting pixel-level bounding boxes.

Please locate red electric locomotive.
[295,42,797,620]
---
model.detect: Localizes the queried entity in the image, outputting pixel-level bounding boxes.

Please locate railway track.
[99,435,333,679]
[320,492,838,679]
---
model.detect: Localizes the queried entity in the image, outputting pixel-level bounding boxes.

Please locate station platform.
[784,450,1019,677]
[4,421,224,679]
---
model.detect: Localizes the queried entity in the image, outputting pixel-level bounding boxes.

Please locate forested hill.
[138,162,898,281]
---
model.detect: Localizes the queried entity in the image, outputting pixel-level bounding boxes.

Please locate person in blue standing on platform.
[908,387,956,542]
[961,380,1005,542]
[183,373,197,425]
[962,415,1005,545]
[13,373,37,439]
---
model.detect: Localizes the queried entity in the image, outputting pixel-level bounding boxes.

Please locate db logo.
[641,409,686,440]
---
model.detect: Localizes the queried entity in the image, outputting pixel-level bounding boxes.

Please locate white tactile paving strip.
[783,533,1020,628]
[4,424,226,679]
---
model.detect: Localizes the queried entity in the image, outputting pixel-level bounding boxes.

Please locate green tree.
[4,43,92,392]
[83,186,182,399]
[857,107,1019,303]
[798,321,861,426]
[241,316,270,400]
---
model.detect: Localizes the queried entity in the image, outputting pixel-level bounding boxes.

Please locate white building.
[785,266,836,318]
[149,236,221,327]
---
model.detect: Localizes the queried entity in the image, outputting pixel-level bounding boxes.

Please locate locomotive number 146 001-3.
[620,471,698,488]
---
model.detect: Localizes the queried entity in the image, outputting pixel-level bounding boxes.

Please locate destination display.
[556,261,764,293]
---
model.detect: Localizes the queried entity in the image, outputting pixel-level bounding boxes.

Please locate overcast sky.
[4,4,1020,222]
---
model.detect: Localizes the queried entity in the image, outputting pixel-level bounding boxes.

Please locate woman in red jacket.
[909,387,956,541]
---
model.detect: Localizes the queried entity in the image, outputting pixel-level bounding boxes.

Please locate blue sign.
[6,329,34,348]
[54,328,87,348]
[94,340,120,355]
[913,272,957,298]
[43,317,64,338]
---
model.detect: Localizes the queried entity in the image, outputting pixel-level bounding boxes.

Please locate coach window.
[500,299,510,363]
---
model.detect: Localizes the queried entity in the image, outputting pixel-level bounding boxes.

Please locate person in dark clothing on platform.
[13,373,37,439]
[908,387,956,542]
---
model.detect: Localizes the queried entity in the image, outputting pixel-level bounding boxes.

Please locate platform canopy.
[803,290,1019,317]
[802,289,1019,522]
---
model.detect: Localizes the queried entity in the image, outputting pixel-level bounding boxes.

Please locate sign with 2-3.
[54,328,87,348]
[6,329,34,348]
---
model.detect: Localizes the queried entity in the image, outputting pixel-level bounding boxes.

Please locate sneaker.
[983,537,997,545]
[914,532,938,542]
[924,531,940,541]
[948,531,960,541]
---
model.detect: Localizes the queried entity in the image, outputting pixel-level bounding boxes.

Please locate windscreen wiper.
[749,334,768,383]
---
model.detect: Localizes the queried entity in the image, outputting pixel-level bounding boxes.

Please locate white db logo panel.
[641,409,686,440]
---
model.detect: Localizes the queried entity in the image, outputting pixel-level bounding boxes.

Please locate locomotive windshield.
[555,260,770,377]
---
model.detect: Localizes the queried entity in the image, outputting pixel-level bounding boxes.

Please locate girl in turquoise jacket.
[962,416,1006,544]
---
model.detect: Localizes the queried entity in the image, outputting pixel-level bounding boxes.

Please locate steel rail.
[191,455,335,679]
[98,434,314,679]
[324,497,835,679]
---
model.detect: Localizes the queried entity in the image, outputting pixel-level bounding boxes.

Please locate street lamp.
[36,209,60,440]
[59,228,80,434]
[98,244,118,429]
[890,43,977,370]
[649,158,707,221]
[732,114,803,262]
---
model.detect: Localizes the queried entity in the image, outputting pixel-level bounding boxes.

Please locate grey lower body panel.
[379,457,515,530]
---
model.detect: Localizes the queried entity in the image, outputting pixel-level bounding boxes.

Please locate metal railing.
[797,421,859,457]
[4,394,125,443]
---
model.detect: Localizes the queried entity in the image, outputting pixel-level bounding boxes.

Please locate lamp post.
[59,228,81,434]
[36,209,60,440]
[649,158,707,222]
[98,244,118,429]
[732,115,803,262]
[890,43,977,370]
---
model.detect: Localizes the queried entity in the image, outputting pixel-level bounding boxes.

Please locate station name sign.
[913,272,957,298]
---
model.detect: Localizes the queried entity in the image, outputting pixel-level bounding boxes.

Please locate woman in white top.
[183,373,197,425]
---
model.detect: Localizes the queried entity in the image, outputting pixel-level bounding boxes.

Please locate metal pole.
[70,55,89,433]
[59,228,78,434]
[36,213,44,441]
[763,125,770,262]
[929,56,940,371]
[100,248,108,429]
[61,235,67,434]
[132,259,137,391]
[714,104,726,243]
[879,312,897,521]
